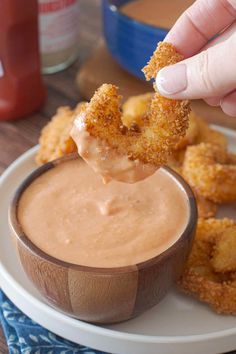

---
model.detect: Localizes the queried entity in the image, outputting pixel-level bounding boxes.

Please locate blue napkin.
[0,290,107,354]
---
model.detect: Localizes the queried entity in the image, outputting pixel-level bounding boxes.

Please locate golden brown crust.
[36,103,86,165]
[182,143,236,203]
[195,193,218,219]
[122,93,153,128]
[78,42,190,167]
[179,218,236,315]
[211,228,236,273]
[81,83,190,166]
[170,166,218,219]
[142,42,183,80]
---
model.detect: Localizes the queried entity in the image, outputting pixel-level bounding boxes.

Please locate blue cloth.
[0,290,107,354]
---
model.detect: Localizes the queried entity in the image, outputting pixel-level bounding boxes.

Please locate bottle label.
[38,0,79,54]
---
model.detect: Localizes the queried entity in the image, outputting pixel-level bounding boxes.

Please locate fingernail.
[156,64,187,95]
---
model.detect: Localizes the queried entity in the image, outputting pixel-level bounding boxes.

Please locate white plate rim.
[0,125,236,346]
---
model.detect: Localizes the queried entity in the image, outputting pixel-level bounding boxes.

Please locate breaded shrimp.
[122,94,198,152]
[122,93,153,128]
[36,102,86,165]
[171,166,218,219]
[183,143,236,203]
[179,218,236,315]
[212,228,236,273]
[71,42,190,183]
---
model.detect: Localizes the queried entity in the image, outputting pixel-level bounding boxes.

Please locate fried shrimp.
[71,42,190,183]
[179,218,236,315]
[195,193,218,219]
[174,111,199,150]
[211,227,236,273]
[122,93,153,128]
[183,143,236,203]
[123,95,197,153]
[36,103,86,165]
[170,166,217,219]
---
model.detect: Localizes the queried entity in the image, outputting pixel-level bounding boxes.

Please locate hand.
[155,0,236,117]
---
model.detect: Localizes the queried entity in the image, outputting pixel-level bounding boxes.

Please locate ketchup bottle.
[0,0,46,120]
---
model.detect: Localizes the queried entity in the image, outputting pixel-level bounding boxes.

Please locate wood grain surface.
[0,0,236,351]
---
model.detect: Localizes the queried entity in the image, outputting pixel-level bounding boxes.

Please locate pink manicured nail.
[156,64,187,96]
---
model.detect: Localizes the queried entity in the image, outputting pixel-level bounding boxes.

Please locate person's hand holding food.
[156,0,236,116]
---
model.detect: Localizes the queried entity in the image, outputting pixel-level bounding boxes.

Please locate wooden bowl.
[9,154,197,324]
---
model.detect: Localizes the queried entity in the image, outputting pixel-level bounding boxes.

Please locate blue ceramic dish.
[102,0,168,80]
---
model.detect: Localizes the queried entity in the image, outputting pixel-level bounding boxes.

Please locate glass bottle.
[0,0,46,120]
[38,0,80,74]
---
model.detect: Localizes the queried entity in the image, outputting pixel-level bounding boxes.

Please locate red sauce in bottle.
[0,0,46,120]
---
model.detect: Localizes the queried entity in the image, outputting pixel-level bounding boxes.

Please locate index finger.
[165,0,236,57]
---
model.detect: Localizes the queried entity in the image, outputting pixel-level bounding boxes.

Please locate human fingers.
[204,21,236,50]
[165,0,236,57]
[204,97,221,106]
[156,34,236,100]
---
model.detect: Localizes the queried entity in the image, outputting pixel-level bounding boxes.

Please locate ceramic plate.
[1,125,236,354]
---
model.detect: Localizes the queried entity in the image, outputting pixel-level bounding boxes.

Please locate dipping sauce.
[71,114,158,184]
[18,159,189,268]
[121,0,194,29]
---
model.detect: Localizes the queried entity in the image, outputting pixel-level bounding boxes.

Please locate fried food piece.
[72,42,190,181]
[195,118,227,149]
[170,166,218,219]
[36,103,86,165]
[122,93,153,128]
[195,193,218,219]
[123,94,196,153]
[174,111,199,150]
[74,83,189,166]
[179,218,236,315]
[212,228,236,273]
[182,143,236,203]
[143,42,183,79]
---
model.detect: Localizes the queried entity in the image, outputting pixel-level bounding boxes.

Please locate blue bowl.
[102,0,169,80]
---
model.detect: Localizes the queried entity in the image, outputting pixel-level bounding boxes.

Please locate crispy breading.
[123,95,197,153]
[212,228,236,273]
[36,102,86,165]
[73,42,190,169]
[182,143,236,203]
[195,193,218,219]
[122,93,153,128]
[174,111,199,150]
[170,167,218,219]
[179,218,236,315]
[142,42,183,80]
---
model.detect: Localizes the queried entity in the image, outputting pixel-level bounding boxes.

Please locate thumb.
[156,35,236,100]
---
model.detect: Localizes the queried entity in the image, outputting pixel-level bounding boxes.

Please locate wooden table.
[0,0,235,352]
[0,1,101,350]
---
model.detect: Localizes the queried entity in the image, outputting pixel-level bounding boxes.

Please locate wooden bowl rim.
[9,153,197,274]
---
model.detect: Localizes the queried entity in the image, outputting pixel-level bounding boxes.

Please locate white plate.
[1,125,236,354]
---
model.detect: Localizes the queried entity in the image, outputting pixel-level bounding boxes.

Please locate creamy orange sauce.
[71,112,157,184]
[18,159,189,268]
[121,0,194,29]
